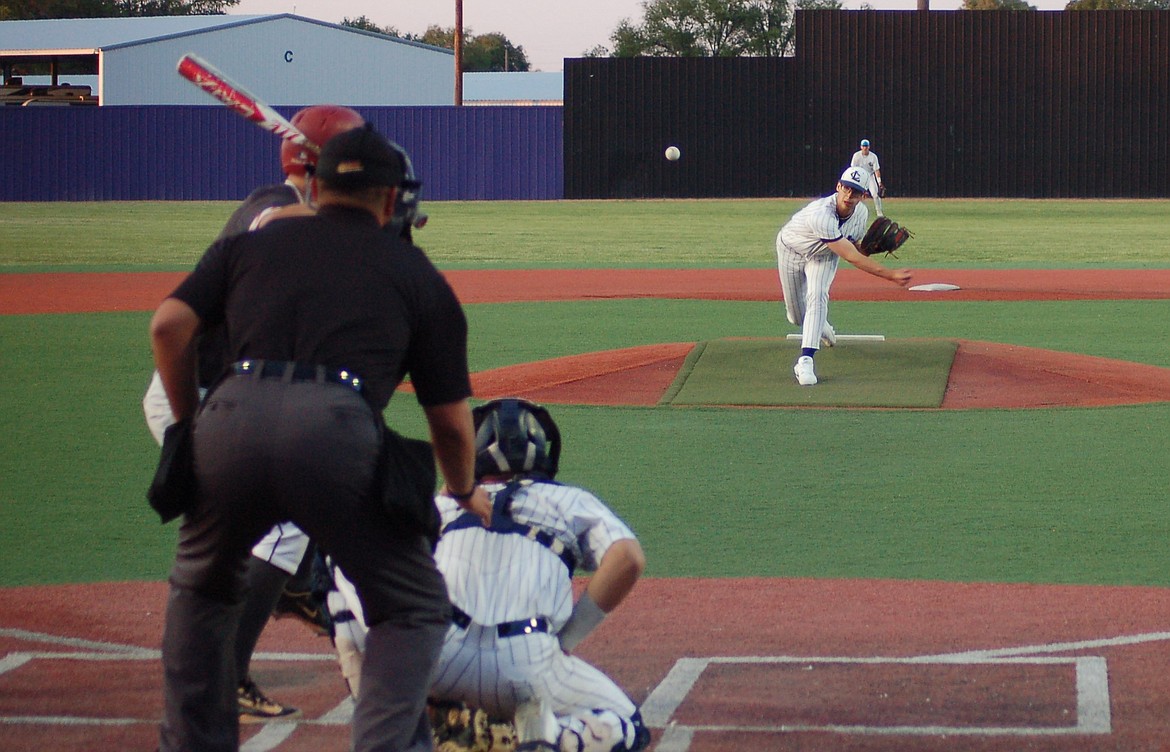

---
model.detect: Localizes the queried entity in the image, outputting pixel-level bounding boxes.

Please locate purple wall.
[0,105,563,201]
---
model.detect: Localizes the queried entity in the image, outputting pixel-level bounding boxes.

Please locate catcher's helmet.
[280,105,365,177]
[472,398,561,480]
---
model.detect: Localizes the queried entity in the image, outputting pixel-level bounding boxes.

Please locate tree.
[625,0,758,57]
[608,18,660,57]
[1065,0,1170,7]
[607,0,842,59]
[0,0,237,17]
[638,0,707,56]
[743,0,843,58]
[341,15,413,39]
[418,24,456,49]
[417,25,531,71]
[465,32,530,71]
[961,0,1036,8]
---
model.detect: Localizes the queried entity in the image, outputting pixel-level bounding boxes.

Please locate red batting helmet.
[280,105,365,177]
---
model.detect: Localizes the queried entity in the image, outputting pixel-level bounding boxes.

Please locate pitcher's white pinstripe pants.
[776,241,838,351]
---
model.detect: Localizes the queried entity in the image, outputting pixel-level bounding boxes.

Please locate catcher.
[776,165,913,386]
[327,398,651,752]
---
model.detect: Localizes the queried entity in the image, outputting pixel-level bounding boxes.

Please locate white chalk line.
[0,627,156,655]
[0,625,344,749]
[2,627,1167,747]
[913,630,1170,661]
[639,630,1170,745]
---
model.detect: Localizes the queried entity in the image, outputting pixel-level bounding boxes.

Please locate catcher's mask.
[472,398,561,480]
[316,124,426,239]
[386,140,426,239]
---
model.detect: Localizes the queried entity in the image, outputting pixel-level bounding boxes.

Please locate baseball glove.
[429,700,518,752]
[858,216,913,257]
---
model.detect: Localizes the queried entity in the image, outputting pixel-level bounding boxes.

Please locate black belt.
[451,606,549,638]
[232,359,363,393]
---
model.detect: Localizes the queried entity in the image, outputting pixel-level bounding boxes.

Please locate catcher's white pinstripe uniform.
[328,478,645,751]
[776,190,870,351]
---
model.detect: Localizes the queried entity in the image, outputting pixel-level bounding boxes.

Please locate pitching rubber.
[786,334,886,342]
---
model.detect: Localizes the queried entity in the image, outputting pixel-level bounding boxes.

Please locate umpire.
[150,124,491,752]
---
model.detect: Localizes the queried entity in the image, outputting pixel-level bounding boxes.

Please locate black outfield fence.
[565,10,1170,199]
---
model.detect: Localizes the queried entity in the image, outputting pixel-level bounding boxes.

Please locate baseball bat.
[176,52,318,153]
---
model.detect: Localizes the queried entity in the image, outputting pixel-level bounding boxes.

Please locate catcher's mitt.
[429,700,517,752]
[858,216,912,257]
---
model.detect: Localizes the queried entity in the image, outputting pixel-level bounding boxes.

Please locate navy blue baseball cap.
[839,166,871,194]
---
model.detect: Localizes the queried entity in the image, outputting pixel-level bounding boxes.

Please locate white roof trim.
[1,48,100,55]
[0,14,452,57]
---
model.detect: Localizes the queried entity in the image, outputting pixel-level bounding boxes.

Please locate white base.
[909,283,961,292]
[787,333,886,342]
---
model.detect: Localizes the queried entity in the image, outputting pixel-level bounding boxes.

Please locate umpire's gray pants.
[159,376,449,752]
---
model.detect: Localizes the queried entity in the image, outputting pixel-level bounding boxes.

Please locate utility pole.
[455,0,463,105]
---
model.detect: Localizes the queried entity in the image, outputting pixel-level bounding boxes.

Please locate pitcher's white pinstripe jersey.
[777,194,870,258]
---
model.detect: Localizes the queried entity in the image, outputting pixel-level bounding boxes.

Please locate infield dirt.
[6,268,1168,409]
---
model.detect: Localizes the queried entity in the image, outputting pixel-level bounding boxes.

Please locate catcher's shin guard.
[559,709,649,752]
[514,699,559,748]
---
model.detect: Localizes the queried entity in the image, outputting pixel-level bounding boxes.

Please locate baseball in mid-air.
[665,145,681,161]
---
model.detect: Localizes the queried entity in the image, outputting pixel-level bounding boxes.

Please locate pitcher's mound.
[463,339,1170,409]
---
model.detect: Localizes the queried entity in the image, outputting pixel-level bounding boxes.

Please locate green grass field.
[3,199,1170,589]
[4,198,1170,270]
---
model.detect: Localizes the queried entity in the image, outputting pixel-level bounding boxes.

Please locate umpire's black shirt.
[172,204,470,412]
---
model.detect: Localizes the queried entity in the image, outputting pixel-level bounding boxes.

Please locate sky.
[229,0,1071,73]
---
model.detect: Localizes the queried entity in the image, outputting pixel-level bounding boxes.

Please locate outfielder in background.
[142,104,366,721]
[850,138,885,217]
[776,166,913,386]
[327,398,651,752]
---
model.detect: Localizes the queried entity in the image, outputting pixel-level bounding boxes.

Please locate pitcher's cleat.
[794,356,817,386]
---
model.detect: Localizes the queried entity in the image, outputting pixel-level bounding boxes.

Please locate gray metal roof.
[464,72,563,103]
[0,14,451,56]
[0,15,263,53]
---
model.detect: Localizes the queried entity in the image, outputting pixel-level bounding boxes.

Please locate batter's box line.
[640,654,1110,740]
[1,626,336,678]
[912,629,1170,662]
